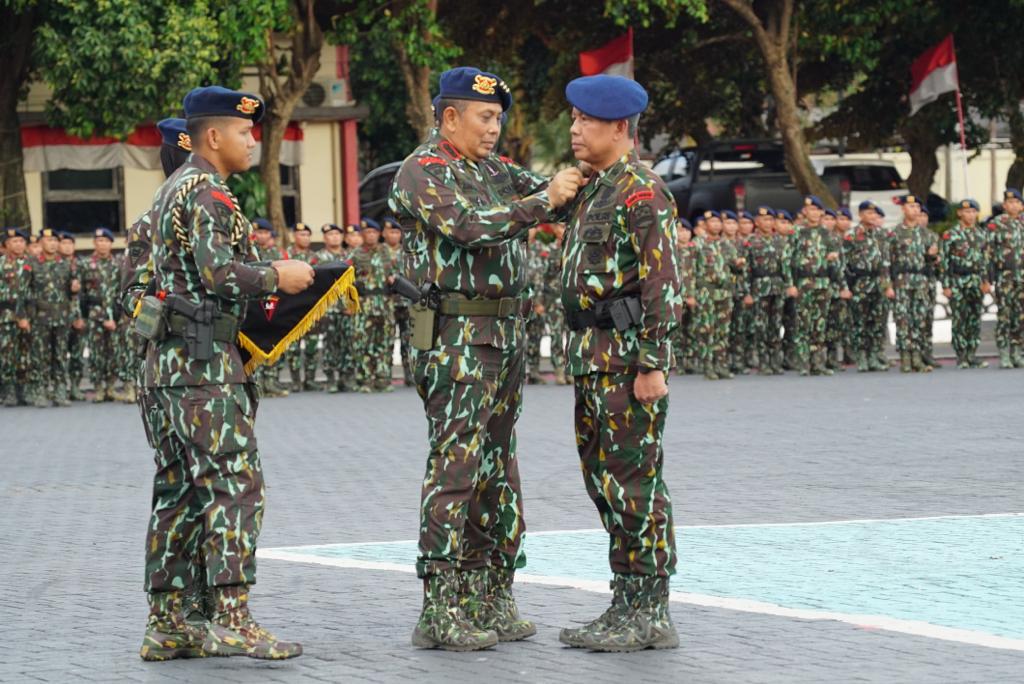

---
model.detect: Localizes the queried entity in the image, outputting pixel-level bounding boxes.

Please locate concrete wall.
[299,121,342,226]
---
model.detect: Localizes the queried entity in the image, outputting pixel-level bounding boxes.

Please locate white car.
[812,159,908,227]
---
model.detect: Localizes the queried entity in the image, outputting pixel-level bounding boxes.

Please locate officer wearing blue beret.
[558,73,681,652]
[989,190,1024,367]
[941,198,991,368]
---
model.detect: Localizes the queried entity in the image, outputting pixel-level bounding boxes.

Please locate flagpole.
[952,36,970,199]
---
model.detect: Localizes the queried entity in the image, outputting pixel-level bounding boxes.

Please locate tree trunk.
[1005,106,1024,191]
[257,0,323,237]
[901,115,941,200]
[0,5,36,227]
[393,44,433,141]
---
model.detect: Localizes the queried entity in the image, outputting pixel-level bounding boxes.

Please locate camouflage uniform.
[790,223,838,375]
[314,245,350,390]
[80,251,121,398]
[673,238,698,374]
[0,250,31,406]
[389,129,549,646]
[726,237,751,373]
[888,220,940,371]
[286,246,320,389]
[746,231,789,374]
[543,239,567,380]
[940,223,991,367]
[27,253,78,406]
[66,255,86,400]
[350,242,395,391]
[386,242,414,385]
[987,213,1024,367]
[825,228,849,370]
[692,235,734,379]
[525,237,550,382]
[844,224,891,371]
[558,151,680,651]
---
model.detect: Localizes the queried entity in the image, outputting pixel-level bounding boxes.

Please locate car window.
[822,165,906,191]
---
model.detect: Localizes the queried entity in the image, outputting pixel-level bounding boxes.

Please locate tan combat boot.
[412,570,498,651]
[559,574,628,647]
[202,585,302,659]
[581,575,679,653]
[139,591,207,661]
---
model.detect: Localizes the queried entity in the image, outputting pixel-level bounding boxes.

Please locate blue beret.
[777,210,794,221]
[157,118,191,152]
[721,210,737,220]
[322,223,342,234]
[702,209,721,219]
[566,75,648,120]
[838,207,852,219]
[345,223,360,234]
[1004,188,1023,202]
[899,194,922,206]
[803,195,824,210]
[360,217,381,231]
[958,198,979,210]
[678,218,693,230]
[739,211,753,221]
[39,227,58,238]
[57,230,75,241]
[438,67,512,112]
[694,215,707,225]
[381,216,402,230]
[3,227,28,242]
[93,227,114,241]
[183,86,264,123]
[755,206,776,218]
[823,208,837,218]
[291,222,311,233]
[253,218,273,233]
[858,200,880,213]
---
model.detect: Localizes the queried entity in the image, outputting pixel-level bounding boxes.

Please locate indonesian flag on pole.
[909,34,958,116]
[579,28,634,78]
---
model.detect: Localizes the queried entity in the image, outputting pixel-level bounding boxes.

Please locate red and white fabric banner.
[909,34,958,116]
[579,28,634,78]
[21,122,305,172]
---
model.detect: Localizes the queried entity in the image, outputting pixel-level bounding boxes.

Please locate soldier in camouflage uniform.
[543,223,569,384]
[988,189,1024,368]
[383,217,414,385]
[314,223,349,392]
[136,86,313,661]
[822,209,847,371]
[349,217,395,392]
[692,211,736,380]
[844,201,894,372]
[790,197,851,376]
[673,219,698,375]
[917,207,941,368]
[775,210,799,368]
[524,226,550,384]
[285,222,320,390]
[0,228,32,406]
[388,67,577,651]
[27,228,82,407]
[57,232,87,400]
[887,195,940,372]
[336,224,363,391]
[722,211,753,374]
[79,227,122,400]
[558,75,680,652]
[747,207,788,374]
[941,199,992,368]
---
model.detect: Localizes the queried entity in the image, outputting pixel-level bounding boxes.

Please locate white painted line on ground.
[257,544,1024,654]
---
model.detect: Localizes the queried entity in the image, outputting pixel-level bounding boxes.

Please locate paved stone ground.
[1,365,1022,683]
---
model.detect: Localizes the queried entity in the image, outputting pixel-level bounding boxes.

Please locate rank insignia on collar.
[236,97,260,115]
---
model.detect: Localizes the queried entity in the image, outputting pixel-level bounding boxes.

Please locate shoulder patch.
[625,189,656,208]
[417,155,447,167]
[210,189,235,211]
[499,155,515,165]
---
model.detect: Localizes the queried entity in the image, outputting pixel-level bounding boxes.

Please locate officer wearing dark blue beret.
[823,208,837,219]
[3,226,28,243]
[360,217,381,232]
[803,195,824,210]
[739,210,754,222]
[858,199,880,213]
[157,118,191,152]
[252,217,274,235]
[678,217,693,230]
[437,66,512,112]
[94,227,115,242]
[1005,188,1023,202]
[721,209,737,220]
[755,206,775,218]
[321,223,341,234]
[777,209,794,222]
[838,207,852,220]
[290,222,311,234]
[703,209,721,219]
[183,85,264,123]
[958,198,980,211]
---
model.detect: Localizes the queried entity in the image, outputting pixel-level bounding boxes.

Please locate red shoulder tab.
[942,231,951,240]
[210,190,235,211]
[499,155,515,164]
[988,223,998,231]
[23,264,31,272]
[417,155,447,167]
[625,189,656,208]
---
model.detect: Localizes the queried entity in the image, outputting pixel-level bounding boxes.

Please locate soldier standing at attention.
[80,227,121,400]
[336,223,363,392]
[58,231,88,400]
[350,217,395,392]
[987,189,1024,368]
[558,75,681,652]
[747,207,788,374]
[315,223,348,392]
[775,210,799,368]
[0,228,32,406]
[382,217,414,385]
[722,210,752,374]
[285,222,320,391]
[941,199,992,368]
[916,206,941,368]
[389,66,581,650]
[692,210,733,380]
[28,228,81,407]
[136,85,313,661]
[888,195,939,372]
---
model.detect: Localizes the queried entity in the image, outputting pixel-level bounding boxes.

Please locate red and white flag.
[909,34,958,116]
[579,28,634,78]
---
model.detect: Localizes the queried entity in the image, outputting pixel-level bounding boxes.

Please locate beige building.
[17,44,366,249]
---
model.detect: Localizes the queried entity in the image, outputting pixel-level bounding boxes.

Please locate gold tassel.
[238,266,361,376]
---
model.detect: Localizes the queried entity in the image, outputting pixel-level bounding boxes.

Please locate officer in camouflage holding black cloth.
[389,66,582,651]
[558,75,681,652]
[133,86,313,661]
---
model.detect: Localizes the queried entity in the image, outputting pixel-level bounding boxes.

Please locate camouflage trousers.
[825,295,847,359]
[338,314,358,387]
[948,281,984,360]
[729,298,753,367]
[923,280,938,354]
[393,305,414,383]
[695,287,732,369]
[140,383,264,593]
[353,312,393,390]
[573,372,676,576]
[29,323,69,399]
[994,275,1024,349]
[320,312,347,374]
[0,323,18,391]
[87,323,118,387]
[68,328,84,389]
[794,285,829,366]
[413,343,527,578]
[893,279,932,354]
[849,290,886,357]
[287,335,320,385]
[115,318,134,384]
[782,295,797,362]
[751,294,783,365]
[525,315,545,376]
[548,304,566,373]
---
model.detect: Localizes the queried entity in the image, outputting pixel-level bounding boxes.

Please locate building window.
[43,168,125,233]
[281,164,300,226]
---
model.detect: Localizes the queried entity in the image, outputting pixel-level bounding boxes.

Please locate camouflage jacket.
[350,243,394,318]
[723,238,749,298]
[525,238,551,314]
[790,224,837,291]
[79,253,120,323]
[29,254,77,327]
[843,224,890,294]
[560,151,681,375]
[289,247,319,265]
[543,240,564,311]
[746,232,790,298]
[256,243,288,261]
[388,129,552,353]
[382,243,407,309]
[887,221,938,288]
[676,239,697,299]
[940,224,990,290]
[0,254,32,323]
[144,154,278,387]
[986,213,1024,284]
[692,235,732,297]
